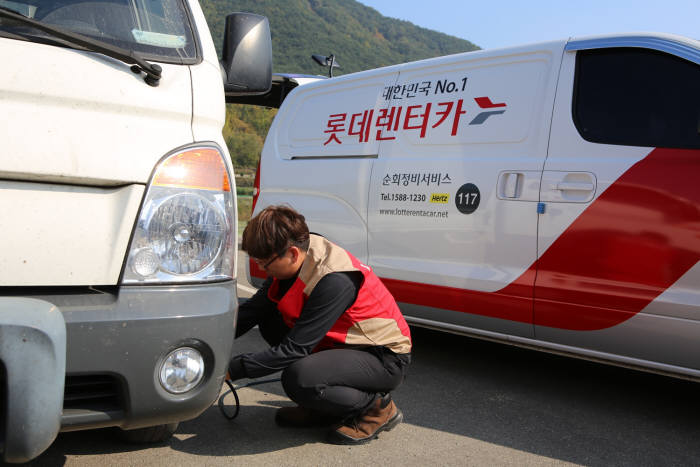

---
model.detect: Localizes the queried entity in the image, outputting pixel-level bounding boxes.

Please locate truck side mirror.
[221,13,272,95]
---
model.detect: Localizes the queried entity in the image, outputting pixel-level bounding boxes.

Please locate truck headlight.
[122,145,235,284]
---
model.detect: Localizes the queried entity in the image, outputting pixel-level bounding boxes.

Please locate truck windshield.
[0,0,197,62]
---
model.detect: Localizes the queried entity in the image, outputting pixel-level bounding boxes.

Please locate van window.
[0,0,197,63]
[573,48,700,149]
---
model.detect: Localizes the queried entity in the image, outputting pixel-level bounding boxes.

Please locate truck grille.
[63,375,123,411]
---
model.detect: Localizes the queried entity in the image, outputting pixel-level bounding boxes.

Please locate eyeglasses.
[253,248,287,270]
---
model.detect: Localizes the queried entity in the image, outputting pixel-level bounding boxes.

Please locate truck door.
[535,39,700,369]
[367,44,563,337]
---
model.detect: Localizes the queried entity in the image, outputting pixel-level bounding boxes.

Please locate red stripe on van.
[534,147,700,330]
[383,148,700,331]
[382,269,536,324]
[249,148,700,331]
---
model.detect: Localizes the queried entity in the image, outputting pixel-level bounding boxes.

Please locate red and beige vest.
[267,235,412,354]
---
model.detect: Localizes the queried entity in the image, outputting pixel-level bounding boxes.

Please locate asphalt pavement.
[20,251,700,466]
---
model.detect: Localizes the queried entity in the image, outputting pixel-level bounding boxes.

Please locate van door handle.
[498,171,522,198]
[554,182,594,191]
[497,171,540,201]
[541,171,596,203]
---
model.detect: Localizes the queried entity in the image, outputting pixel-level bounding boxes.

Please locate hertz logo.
[430,193,449,203]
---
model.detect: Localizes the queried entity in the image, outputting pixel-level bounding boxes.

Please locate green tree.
[228,132,262,167]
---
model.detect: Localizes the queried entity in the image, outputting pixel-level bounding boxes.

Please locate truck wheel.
[120,422,179,443]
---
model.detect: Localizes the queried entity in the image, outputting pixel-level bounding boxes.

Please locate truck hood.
[0,37,194,286]
[0,37,193,186]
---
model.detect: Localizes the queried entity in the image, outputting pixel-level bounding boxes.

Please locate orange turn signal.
[153,147,231,192]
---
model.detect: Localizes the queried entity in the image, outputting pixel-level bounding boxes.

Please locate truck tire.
[120,422,179,443]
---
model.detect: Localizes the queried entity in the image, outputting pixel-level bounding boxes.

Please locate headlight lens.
[122,146,235,283]
[148,193,225,275]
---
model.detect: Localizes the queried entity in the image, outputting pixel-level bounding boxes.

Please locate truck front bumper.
[3,281,236,441]
[60,282,236,431]
[0,298,66,463]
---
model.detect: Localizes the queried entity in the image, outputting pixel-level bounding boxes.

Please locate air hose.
[218,377,282,420]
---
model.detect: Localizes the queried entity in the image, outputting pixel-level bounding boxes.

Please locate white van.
[249,33,700,382]
[0,1,271,462]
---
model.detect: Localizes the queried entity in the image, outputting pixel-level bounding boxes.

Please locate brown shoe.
[327,394,403,445]
[275,406,340,427]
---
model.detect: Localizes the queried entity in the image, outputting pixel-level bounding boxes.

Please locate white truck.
[249,33,700,383]
[0,0,272,462]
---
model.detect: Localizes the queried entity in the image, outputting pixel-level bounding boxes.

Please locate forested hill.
[201,0,479,75]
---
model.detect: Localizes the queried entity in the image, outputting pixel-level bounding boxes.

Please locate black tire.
[120,422,179,444]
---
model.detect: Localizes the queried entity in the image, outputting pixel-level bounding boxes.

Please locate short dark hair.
[241,205,310,259]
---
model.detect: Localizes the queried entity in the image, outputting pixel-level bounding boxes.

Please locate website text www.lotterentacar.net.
[379,208,448,218]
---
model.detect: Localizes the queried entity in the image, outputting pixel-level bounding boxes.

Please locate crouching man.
[228,205,412,444]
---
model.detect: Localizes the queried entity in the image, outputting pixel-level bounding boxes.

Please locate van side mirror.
[220,13,272,95]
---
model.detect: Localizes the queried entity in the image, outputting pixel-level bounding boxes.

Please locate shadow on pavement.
[172,396,325,457]
[26,325,700,465]
[169,329,328,457]
[396,326,700,466]
[24,427,161,466]
[172,325,700,464]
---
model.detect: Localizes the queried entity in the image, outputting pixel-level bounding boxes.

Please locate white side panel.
[368,43,563,291]
[635,261,700,321]
[0,182,144,286]
[256,69,401,261]
[270,69,399,158]
[0,38,193,186]
[254,178,372,260]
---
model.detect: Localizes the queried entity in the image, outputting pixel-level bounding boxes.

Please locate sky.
[357,0,699,50]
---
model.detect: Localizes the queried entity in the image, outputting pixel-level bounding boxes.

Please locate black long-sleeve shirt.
[228,271,362,380]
